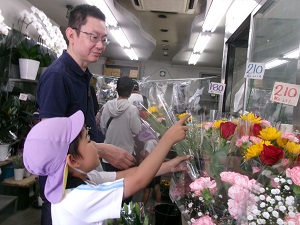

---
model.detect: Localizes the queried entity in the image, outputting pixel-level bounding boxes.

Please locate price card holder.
[208,82,226,95]
[244,62,265,79]
[19,93,28,101]
[270,82,300,106]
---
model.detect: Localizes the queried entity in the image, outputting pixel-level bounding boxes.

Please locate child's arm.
[115,155,189,179]
[122,115,189,199]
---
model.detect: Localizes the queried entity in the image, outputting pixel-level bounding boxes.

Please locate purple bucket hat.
[23,110,84,204]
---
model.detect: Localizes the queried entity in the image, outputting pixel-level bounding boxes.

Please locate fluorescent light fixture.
[86,0,118,27]
[188,52,201,65]
[110,26,131,48]
[193,32,211,53]
[202,0,233,32]
[226,0,259,34]
[283,48,299,59]
[265,58,287,69]
[123,47,138,60]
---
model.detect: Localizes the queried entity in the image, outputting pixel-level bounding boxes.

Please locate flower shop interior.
[1,0,300,224]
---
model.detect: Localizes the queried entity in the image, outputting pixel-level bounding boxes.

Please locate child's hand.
[163,114,190,144]
[168,155,190,173]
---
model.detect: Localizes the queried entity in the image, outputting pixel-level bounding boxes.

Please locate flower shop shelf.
[1,175,37,210]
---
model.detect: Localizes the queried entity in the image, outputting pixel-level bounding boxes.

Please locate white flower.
[286,196,295,205]
[197,212,203,216]
[247,215,254,220]
[259,188,265,193]
[277,218,284,224]
[259,195,265,200]
[262,212,270,219]
[274,177,280,182]
[260,202,266,208]
[275,196,282,201]
[287,179,293,185]
[38,11,47,21]
[27,13,38,22]
[188,203,193,208]
[272,211,279,218]
[267,207,273,212]
[284,185,290,190]
[31,6,39,14]
[279,205,286,212]
[288,211,296,217]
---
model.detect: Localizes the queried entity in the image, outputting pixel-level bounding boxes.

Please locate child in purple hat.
[23,110,189,224]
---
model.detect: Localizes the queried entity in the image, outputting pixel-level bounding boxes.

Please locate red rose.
[260,145,284,166]
[252,124,262,137]
[220,122,237,139]
[140,111,148,120]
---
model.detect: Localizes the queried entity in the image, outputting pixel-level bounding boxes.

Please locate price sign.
[244,62,265,79]
[208,82,226,95]
[270,82,300,106]
[19,93,28,101]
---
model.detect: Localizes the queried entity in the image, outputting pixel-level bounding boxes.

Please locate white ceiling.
[26,0,225,68]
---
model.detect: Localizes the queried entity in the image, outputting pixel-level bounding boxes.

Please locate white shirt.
[51,171,123,225]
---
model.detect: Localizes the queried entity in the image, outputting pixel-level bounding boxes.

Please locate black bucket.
[154,203,181,225]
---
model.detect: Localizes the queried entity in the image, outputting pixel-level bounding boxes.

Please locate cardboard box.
[103,68,112,76]
[129,70,138,78]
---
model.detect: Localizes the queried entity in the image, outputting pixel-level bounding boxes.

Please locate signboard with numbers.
[208,82,226,95]
[244,62,265,79]
[19,93,28,101]
[270,82,300,106]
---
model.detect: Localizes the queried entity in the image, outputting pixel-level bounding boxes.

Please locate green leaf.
[293,185,300,195]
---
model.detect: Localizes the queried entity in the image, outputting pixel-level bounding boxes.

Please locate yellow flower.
[213,120,227,129]
[285,141,300,155]
[258,127,281,141]
[240,113,261,124]
[277,137,288,148]
[148,106,159,114]
[244,142,264,160]
[178,113,192,121]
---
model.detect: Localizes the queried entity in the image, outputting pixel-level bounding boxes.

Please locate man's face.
[72,16,107,65]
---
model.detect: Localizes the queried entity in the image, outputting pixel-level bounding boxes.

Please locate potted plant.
[0,91,36,155]
[11,154,25,180]
[38,52,52,77]
[17,42,40,80]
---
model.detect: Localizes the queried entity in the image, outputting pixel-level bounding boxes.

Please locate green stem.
[246,79,254,112]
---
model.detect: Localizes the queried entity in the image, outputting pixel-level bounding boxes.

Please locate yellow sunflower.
[285,141,300,155]
[177,113,192,121]
[276,137,288,148]
[240,113,261,124]
[147,106,163,117]
[244,142,264,160]
[258,127,281,141]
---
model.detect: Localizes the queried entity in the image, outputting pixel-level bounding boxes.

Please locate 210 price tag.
[270,82,300,106]
[208,82,226,95]
[244,62,265,79]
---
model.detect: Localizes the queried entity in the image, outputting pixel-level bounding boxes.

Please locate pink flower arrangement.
[192,215,216,225]
[286,166,300,185]
[189,177,216,196]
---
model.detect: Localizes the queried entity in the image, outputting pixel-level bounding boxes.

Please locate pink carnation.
[261,120,272,127]
[220,172,256,190]
[285,212,300,224]
[192,215,216,225]
[157,117,166,123]
[252,166,260,174]
[235,136,249,147]
[189,177,217,196]
[286,166,300,186]
[250,136,262,144]
[282,132,299,142]
[204,122,213,130]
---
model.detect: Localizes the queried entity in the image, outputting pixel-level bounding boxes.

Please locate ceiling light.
[109,26,131,48]
[86,0,118,27]
[193,32,211,53]
[123,47,138,60]
[188,52,201,65]
[283,48,299,59]
[202,0,234,32]
[265,58,287,69]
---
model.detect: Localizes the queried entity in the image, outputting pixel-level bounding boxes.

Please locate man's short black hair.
[132,80,139,91]
[117,77,134,97]
[68,4,106,30]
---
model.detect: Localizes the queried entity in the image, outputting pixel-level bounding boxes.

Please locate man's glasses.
[72,27,110,46]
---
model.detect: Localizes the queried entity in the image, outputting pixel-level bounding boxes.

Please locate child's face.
[77,128,100,172]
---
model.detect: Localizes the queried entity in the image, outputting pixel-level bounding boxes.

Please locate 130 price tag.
[270,82,300,106]
[244,62,265,79]
[208,82,226,95]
